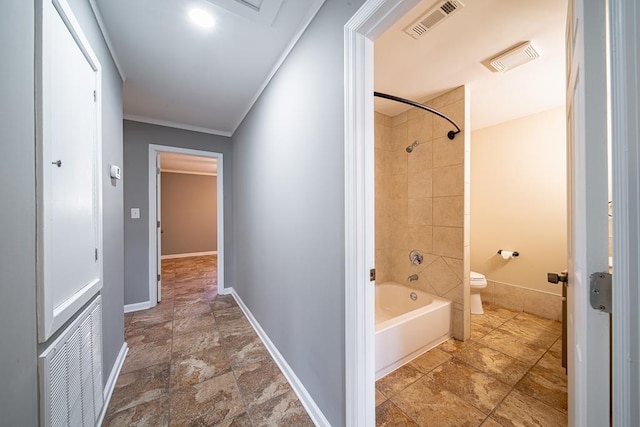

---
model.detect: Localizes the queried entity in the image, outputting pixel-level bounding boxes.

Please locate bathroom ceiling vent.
[403,0,465,39]
[486,41,540,72]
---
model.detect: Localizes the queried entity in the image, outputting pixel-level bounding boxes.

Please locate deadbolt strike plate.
[589,272,612,314]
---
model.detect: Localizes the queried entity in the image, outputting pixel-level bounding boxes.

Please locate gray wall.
[231,1,364,425]
[0,1,38,424]
[123,121,232,305]
[161,172,217,255]
[0,0,124,424]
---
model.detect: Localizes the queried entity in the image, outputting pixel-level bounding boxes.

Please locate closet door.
[38,0,103,342]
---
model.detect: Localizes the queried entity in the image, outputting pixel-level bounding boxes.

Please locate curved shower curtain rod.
[374,91,461,140]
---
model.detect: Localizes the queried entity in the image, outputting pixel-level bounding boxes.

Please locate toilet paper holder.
[497,249,519,257]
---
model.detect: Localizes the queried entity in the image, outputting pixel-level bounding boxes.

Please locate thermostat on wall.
[110,164,121,180]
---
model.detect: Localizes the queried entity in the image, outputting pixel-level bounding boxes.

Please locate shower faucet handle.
[409,250,424,265]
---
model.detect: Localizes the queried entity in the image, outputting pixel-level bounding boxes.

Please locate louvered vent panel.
[91,303,104,415]
[39,296,103,427]
[404,0,465,39]
[49,349,68,427]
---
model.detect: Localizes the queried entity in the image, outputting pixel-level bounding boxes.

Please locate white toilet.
[470,271,488,315]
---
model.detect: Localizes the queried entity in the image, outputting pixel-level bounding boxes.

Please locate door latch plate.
[589,272,612,313]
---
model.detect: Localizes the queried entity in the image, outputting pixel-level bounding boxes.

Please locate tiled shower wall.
[375,86,471,340]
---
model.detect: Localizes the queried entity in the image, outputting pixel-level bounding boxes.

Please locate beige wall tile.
[433,136,464,168]
[391,122,408,148]
[407,115,433,144]
[390,173,408,199]
[493,282,525,312]
[434,100,465,138]
[451,306,469,341]
[428,86,465,110]
[391,200,408,224]
[389,151,407,176]
[433,196,464,227]
[408,170,433,199]
[480,281,495,305]
[433,165,464,197]
[443,257,463,281]
[407,225,433,254]
[443,284,463,305]
[390,223,409,250]
[375,201,393,225]
[408,274,438,295]
[375,111,391,127]
[523,289,562,321]
[408,141,433,177]
[391,111,407,127]
[433,227,463,258]
[375,148,387,177]
[408,198,433,225]
[423,257,460,296]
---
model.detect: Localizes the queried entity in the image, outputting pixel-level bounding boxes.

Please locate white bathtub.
[375,282,451,379]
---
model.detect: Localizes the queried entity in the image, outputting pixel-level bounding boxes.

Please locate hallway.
[104,256,313,426]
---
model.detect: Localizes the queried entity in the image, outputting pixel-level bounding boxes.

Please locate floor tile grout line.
[376,308,564,426]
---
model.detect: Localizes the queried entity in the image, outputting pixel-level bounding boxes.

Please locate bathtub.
[376,282,451,379]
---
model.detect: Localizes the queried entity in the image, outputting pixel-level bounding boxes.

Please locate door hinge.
[95,248,98,261]
[370,268,376,281]
[590,272,612,313]
[157,220,161,228]
[156,167,160,175]
[157,274,161,282]
[93,90,96,102]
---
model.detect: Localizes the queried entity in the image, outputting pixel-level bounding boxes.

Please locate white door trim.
[148,145,225,306]
[344,1,421,424]
[609,0,640,424]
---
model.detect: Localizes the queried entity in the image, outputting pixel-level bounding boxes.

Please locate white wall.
[231,1,365,425]
[471,107,567,298]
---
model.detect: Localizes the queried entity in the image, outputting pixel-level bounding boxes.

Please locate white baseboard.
[97,342,128,426]
[161,251,217,260]
[124,301,151,313]
[228,288,330,427]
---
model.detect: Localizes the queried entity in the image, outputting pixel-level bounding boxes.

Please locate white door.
[156,153,162,302]
[39,0,103,341]
[566,0,610,425]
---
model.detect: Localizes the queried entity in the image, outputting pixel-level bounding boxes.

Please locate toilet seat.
[470,271,487,287]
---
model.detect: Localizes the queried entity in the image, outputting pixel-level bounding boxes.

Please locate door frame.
[148,144,225,307]
[609,0,640,424]
[344,0,638,424]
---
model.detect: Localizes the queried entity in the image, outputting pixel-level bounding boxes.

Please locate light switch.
[131,208,140,219]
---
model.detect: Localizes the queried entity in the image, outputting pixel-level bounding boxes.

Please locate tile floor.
[104,256,313,426]
[375,304,567,427]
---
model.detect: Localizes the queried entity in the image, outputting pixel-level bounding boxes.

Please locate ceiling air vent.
[486,41,540,72]
[403,0,465,39]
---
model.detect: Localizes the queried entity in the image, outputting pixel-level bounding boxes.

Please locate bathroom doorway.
[345,0,617,424]
[148,145,225,306]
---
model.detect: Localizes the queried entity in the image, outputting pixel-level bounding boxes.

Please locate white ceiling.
[93,0,324,136]
[374,0,568,131]
[160,152,218,175]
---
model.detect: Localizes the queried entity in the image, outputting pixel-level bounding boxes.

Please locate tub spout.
[407,274,419,282]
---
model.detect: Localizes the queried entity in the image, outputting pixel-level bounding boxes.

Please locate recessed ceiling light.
[188,8,214,29]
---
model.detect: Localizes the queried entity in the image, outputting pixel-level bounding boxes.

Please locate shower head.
[405,140,420,153]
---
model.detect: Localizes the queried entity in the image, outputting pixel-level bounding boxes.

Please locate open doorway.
[345,0,612,425]
[148,145,225,307]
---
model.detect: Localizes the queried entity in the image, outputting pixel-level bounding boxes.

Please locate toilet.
[470,271,488,315]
